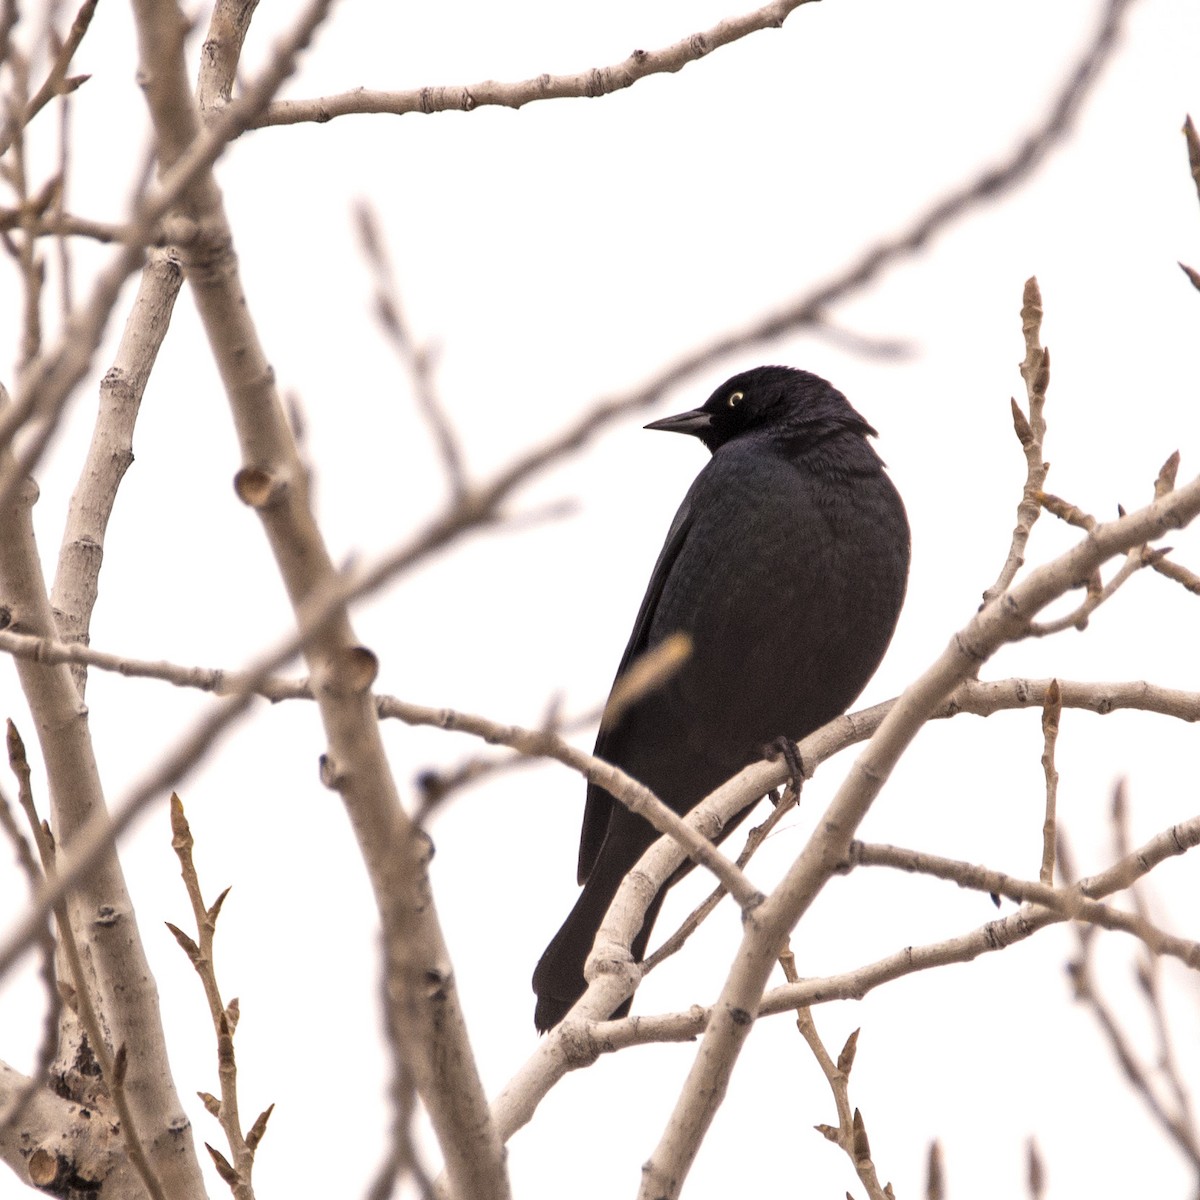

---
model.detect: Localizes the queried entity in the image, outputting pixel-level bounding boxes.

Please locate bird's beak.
[644,408,712,437]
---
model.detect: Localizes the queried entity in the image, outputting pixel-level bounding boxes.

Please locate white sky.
[2,1,1200,1197]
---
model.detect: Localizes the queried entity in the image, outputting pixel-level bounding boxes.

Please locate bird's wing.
[576,491,697,884]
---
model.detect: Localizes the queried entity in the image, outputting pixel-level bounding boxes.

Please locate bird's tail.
[532,851,665,1033]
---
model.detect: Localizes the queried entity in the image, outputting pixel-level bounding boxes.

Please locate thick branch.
[49,249,183,697]
[127,1,509,1195]
[0,1059,136,1194]
[0,463,204,1195]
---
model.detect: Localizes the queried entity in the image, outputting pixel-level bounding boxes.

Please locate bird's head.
[645,365,876,454]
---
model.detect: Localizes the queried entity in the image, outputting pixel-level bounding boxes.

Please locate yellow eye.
[727,391,743,408]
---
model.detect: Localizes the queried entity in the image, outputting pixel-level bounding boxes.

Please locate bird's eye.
[727,391,743,408]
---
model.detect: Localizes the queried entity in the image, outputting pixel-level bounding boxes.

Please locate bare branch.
[1065,907,1200,1174]
[1040,488,1097,531]
[1149,551,1200,595]
[1027,543,1158,636]
[0,204,151,242]
[198,0,262,114]
[0,599,326,985]
[5,618,1200,728]
[6,721,169,1200]
[388,689,764,913]
[983,276,1050,603]
[944,675,1200,723]
[355,201,466,501]
[1039,678,1061,884]
[928,1141,945,1200]
[1058,798,1200,1180]
[780,944,892,1200]
[491,814,1200,1140]
[0,441,206,1194]
[258,0,818,127]
[1177,116,1200,288]
[0,0,97,159]
[645,779,799,973]
[1184,115,1200,208]
[366,1059,435,1200]
[168,794,265,1200]
[0,741,57,1135]
[128,0,509,1191]
[52,52,75,317]
[1111,783,1200,1152]
[0,1059,122,1191]
[847,840,1200,969]
[1028,1139,1045,1200]
[50,249,183,696]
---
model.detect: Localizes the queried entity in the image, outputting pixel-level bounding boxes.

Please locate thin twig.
[1111,784,1200,1146]
[0,0,96,159]
[365,1056,434,1200]
[1026,544,1156,636]
[167,794,269,1200]
[847,839,1200,969]
[3,621,1200,728]
[1028,1138,1045,1200]
[0,732,58,1134]
[1039,678,1061,884]
[3,53,46,373]
[1040,489,1097,531]
[1183,116,1200,209]
[927,1141,945,1200]
[0,205,129,242]
[1149,553,1200,595]
[780,943,891,1200]
[645,778,800,971]
[1065,908,1200,1174]
[983,276,1051,604]
[0,0,17,73]
[258,0,819,126]
[1181,116,1200,290]
[1030,450,1186,636]
[355,202,466,501]
[707,814,1200,1025]
[53,57,73,315]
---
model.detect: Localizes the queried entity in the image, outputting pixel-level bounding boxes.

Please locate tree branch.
[640,462,1200,1199]
[0,444,206,1196]
[257,0,817,127]
[489,811,1200,1145]
[127,0,511,1194]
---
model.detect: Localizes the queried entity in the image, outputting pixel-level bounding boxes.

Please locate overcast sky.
[2,1,1200,1197]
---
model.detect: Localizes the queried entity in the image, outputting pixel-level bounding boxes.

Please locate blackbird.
[532,365,909,1031]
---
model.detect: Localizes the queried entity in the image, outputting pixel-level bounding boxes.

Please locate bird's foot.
[764,735,805,798]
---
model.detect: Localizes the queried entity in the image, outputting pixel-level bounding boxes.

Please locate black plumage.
[532,365,910,1032]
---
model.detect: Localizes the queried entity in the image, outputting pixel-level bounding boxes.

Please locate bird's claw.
[765,735,805,795]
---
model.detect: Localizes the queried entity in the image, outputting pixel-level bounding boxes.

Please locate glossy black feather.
[533,365,910,1031]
